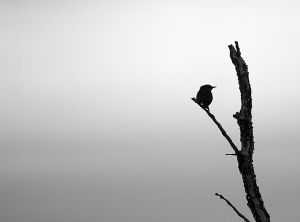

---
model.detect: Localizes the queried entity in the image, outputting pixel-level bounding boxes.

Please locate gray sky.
[1,0,300,221]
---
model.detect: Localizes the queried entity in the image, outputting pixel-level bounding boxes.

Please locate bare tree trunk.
[192,42,270,222]
[229,42,270,222]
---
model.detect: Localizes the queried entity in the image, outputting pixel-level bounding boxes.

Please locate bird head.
[201,84,216,91]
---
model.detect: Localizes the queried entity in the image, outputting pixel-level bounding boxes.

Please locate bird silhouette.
[196,84,216,111]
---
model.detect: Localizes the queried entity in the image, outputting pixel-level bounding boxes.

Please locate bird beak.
[212,86,217,88]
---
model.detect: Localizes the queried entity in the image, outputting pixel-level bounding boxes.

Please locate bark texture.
[229,41,270,222]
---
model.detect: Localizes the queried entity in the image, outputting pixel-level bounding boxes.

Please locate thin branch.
[215,193,251,222]
[191,98,240,154]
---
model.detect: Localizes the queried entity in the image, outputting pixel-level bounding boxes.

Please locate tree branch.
[225,153,237,156]
[228,41,253,156]
[191,97,239,155]
[191,42,270,222]
[192,42,270,222]
[215,193,251,222]
[229,41,270,222]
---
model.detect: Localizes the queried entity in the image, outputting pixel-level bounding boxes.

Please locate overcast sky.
[1,0,300,221]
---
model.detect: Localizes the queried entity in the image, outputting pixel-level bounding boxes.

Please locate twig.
[215,193,251,222]
[235,41,241,56]
[191,98,240,155]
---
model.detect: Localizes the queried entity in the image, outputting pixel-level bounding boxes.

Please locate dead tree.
[192,42,270,222]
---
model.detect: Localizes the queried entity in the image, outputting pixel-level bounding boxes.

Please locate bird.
[196,84,216,111]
